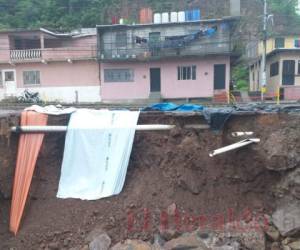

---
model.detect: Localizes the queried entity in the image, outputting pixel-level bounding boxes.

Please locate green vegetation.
[232,65,249,91]
[0,0,298,30]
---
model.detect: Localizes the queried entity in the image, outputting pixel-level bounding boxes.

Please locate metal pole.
[261,0,268,102]
[209,138,260,157]
[11,125,176,133]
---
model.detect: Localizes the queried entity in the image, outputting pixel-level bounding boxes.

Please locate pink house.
[97,17,238,102]
[0,28,101,103]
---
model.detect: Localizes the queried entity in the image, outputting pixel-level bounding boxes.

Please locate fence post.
[276,86,280,105]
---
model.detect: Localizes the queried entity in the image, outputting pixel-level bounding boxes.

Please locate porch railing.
[10,49,42,61]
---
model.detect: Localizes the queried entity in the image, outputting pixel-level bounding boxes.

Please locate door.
[282,60,295,85]
[3,69,16,96]
[214,64,226,90]
[150,68,161,92]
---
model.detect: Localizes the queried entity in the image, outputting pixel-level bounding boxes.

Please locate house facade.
[248,36,300,100]
[97,17,238,102]
[0,28,101,103]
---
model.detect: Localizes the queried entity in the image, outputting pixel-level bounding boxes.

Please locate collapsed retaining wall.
[0,111,300,249]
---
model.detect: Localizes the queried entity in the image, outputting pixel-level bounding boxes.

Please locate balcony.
[8,46,96,62]
[10,49,42,61]
[99,40,235,62]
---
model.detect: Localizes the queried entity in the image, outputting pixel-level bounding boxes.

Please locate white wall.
[14,86,101,103]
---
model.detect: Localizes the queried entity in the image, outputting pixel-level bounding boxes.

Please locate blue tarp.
[143,102,204,112]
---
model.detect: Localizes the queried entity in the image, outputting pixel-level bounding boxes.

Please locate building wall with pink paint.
[0,29,100,103]
[100,56,230,101]
[0,60,101,102]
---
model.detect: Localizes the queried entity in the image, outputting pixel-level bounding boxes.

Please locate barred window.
[23,71,40,85]
[116,32,127,47]
[104,69,134,82]
[177,65,196,80]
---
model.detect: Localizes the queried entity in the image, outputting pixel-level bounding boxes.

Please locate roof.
[96,16,239,30]
[0,27,96,38]
[267,48,300,58]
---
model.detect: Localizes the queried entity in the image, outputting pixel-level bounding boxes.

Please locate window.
[5,71,14,81]
[177,66,196,80]
[23,71,40,85]
[270,62,279,77]
[104,69,134,82]
[275,38,285,48]
[0,71,2,85]
[298,60,300,75]
[116,32,127,47]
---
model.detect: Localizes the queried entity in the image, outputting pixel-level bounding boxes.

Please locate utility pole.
[261,0,267,102]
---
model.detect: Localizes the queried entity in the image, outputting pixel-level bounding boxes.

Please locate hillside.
[0,0,230,30]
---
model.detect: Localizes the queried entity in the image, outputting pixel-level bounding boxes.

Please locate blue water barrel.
[185,10,193,21]
[192,9,201,21]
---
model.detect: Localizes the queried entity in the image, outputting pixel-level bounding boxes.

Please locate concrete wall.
[258,36,300,55]
[99,21,232,60]
[100,57,230,100]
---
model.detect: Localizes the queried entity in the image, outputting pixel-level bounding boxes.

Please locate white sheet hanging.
[56,109,140,200]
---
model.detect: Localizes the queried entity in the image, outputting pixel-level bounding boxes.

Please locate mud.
[0,112,300,250]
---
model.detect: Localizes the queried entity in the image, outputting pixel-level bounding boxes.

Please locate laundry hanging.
[57,109,140,200]
[10,111,48,235]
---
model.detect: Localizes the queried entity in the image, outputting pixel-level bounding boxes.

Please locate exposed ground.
[0,111,300,249]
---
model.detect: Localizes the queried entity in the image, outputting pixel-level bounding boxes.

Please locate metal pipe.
[231,132,254,137]
[11,125,176,133]
[209,138,260,157]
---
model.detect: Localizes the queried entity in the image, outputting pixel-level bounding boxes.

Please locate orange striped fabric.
[10,111,48,235]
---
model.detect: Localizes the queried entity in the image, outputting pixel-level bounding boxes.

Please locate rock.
[152,234,165,250]
[220,220,266,250]
[213,243,240,250]
[283,246,291,250]
[262,129,300,171]
[85,227,105,243]
[272,200,300,236]
[163,233,209,250]
[178,170,202,194]
[167,203,177,216]
[275,168,300,200]
[289,240,300,250]
[282,238,294,245]
[271,242,281,250]
[159,228,180,241]
[265,225,281,241]
[89,233,111,250]
[63,238,71,247]
[111,240,151,250]
[48,242,59,250]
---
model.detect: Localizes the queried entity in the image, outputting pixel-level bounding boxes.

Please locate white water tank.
[178,11,185,22]
[162,12,169,23]
[153,13,162,24]
[170,12,178,22]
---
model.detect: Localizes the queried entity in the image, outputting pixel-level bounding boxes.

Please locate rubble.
[272,200,300,237]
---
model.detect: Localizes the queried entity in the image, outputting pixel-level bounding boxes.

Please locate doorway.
[282,60,295,85]
[150,68,161,93]
[2,69,17,96]
[214,64,226,90]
